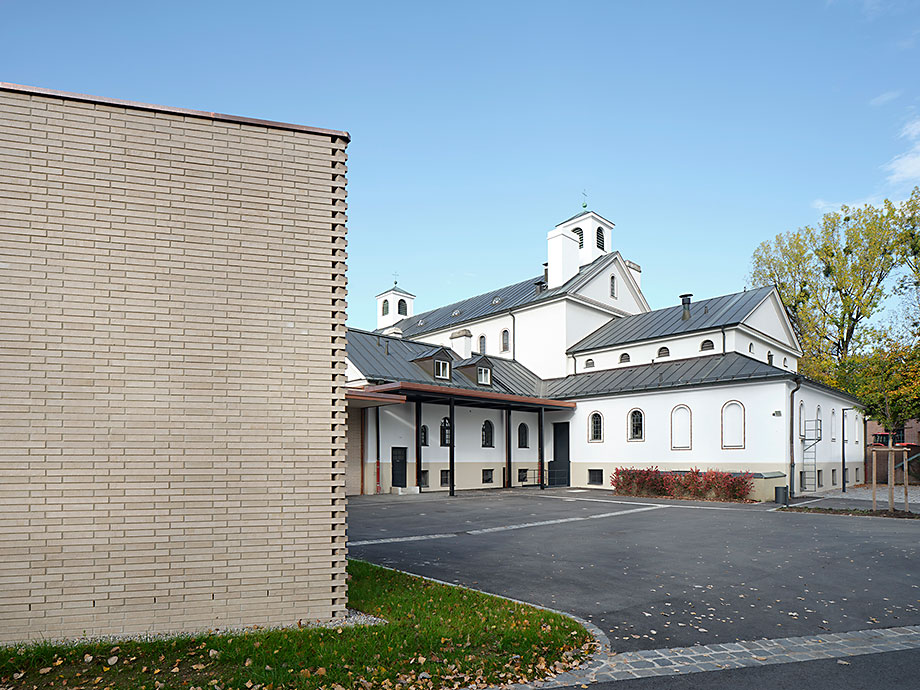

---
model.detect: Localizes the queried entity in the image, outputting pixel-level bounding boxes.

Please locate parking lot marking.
[533,493,759,512]
[349,533,457,547]
[466,505,663,534]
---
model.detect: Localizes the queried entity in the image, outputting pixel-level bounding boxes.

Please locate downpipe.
[789,376,802,499]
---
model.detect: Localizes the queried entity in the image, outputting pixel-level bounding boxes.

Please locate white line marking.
[532,493,755,511]
[350,533,457,547]
[466,505,663,534]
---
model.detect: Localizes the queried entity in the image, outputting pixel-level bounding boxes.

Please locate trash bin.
[774,485,789,505]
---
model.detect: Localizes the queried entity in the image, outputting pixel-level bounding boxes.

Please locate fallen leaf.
[838,660,850,665]
[108,656,119,665]
[39,667,52,675]
[84,654,94,663]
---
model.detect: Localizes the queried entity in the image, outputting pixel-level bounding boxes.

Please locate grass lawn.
[780,506,920,519]
[1,560,594,690]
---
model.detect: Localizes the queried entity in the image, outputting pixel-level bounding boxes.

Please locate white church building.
[344,211,863,500]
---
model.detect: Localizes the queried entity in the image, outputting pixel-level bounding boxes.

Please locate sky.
[2,1,919,329]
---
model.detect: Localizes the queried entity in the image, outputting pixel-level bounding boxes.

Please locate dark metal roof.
[545,352,793,399]
[555,209,615,227]
[386,253,619,338]
[376,285,415,298]
[568,286,776,354]
[346,328,542,396]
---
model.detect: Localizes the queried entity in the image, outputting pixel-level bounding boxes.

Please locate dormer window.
[477,367,491,385]
[452,309,461,317]
[434,360,450,380]
[573,227,584,248]
[657,346,670,358]
[596,227,605,250]
[700,339,714,351]
[491,296,501,305]
[417,319,425,326]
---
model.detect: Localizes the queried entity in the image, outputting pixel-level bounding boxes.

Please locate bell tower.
[376,282,415,330]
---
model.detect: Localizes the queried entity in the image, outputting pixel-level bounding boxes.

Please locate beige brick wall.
[0,86,348,642]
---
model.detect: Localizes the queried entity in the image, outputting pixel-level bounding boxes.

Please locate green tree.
[749,192,919,383]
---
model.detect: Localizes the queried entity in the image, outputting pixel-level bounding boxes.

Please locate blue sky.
[3,1,919,328]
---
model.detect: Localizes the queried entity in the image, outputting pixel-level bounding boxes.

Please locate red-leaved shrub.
[610,467,752,501]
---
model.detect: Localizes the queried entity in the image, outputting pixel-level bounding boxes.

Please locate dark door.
[391,447,407,488]
[549,422,570,487]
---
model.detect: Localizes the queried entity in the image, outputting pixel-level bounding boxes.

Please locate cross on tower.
[392,271,399,286]
[582,189,588,209]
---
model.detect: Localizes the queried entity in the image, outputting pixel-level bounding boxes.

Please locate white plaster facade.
[346,210,862,499]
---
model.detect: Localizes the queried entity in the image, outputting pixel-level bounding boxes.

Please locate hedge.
[611,467,752,501]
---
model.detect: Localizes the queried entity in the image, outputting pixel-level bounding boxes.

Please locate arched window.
[440,417,451,447]
[609,275,617,298]
[816,405,822,441]
[397,299,408,316]
[518,423,529,448]
[831,409,837,441]
[481,420,494,448]
[381,299,389,316]
[585,358,595,368]
[619,353,630,363]
[478,335,486,353]
[783,357,788,367]
[722,401,745,449]
[671,405,692,450]
[589,412,603,442]
[628,409,644,441]
[767,350,774,365]
[657,346,670,358]
[420,425,429,447]
[596,227,605,250]
[501,329,510,352]
[749,343,754,353]
[573,227,584,248]
[700,339,714,351]
[799,401,806,438]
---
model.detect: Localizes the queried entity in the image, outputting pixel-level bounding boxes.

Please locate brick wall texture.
[0,86,348,642]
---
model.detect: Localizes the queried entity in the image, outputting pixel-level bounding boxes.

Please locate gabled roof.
[382,253,621,338]
[376,285,415,298]
[556,209,615,227]
[454,354,491,367]
[568,286,776,354]
[547,352,783,398]
[346,328,542,396]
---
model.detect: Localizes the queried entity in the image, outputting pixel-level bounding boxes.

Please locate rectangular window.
[435,360,450,380]
[477,367,491,385]
[799,471,806,490]
[845,468,849,483]
[856,467,860,482]
[440,469,450,487]
[817,469,824,487]
[518,468,529,483]
[588,469,603,485]
[832,468,837,486]
[420,470,429,488]
[482,469,493,484]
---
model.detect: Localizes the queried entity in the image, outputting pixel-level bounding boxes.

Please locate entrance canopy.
[362,381,574,412]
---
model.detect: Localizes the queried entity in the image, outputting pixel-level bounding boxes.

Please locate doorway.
[391,447,407,488]
[549,422,570,487]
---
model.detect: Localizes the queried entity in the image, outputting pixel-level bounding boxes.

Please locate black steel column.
[449,397,456,497]
[415,401,423,490]
[538,407,545,490]
[505,408,512,488]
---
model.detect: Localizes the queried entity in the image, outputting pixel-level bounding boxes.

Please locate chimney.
[680,293,693,321]
[449,328,473,359]
[546,228,579,289]
[381,326,403,338]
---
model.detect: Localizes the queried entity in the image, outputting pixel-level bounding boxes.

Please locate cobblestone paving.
[519,625,920,687]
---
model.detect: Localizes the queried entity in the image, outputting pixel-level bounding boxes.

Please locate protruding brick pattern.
[0,85,348,642]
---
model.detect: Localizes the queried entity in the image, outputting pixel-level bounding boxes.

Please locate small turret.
[376,282,415,330]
